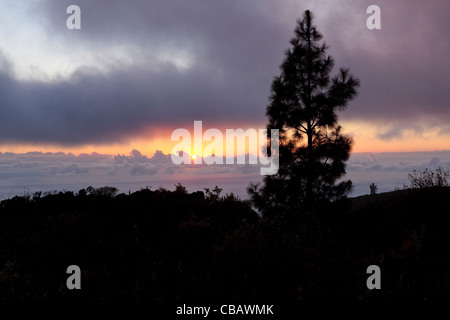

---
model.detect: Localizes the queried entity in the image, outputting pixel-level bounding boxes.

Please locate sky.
[0,0,449,199]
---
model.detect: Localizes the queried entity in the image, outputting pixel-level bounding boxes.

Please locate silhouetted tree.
[249,10,359,215]
[174,183,188,194]
[204,186,223,202]
[369,183,378,195]
[85,186,118,197]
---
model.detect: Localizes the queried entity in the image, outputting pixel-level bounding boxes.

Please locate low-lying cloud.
[1,149,449,200]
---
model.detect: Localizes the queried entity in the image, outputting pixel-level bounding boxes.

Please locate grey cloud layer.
[1,149,449,200]
[346,150,450,194]
[1,0,449,145]
[324,0,450,134]
[0,59,269,144]
[0,149,264,200]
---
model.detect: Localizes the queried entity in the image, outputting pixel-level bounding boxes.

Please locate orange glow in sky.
[1,121,449,156]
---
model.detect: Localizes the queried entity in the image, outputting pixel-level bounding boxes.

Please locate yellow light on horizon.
[1,120,450,157]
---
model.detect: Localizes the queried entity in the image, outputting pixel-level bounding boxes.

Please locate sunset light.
[1,0,450,304]
[0,0,447,205]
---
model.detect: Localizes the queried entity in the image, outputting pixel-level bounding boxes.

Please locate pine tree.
[249,10,360,216]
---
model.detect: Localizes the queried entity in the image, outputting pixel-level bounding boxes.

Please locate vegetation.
[408,167,449,189]
[1,183,450,301]
[249,10,359,216]
[369,183,378,195]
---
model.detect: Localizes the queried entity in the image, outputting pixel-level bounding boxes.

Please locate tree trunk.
[306,126,313,209]
[305,20,313,210]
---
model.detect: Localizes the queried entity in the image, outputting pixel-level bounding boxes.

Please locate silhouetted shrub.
[408,167,449,189]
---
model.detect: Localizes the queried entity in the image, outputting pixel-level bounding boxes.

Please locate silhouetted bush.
[408,167,449,189]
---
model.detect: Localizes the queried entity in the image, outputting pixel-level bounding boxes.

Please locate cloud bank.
[0,0,449,146]
[1,149,449,201]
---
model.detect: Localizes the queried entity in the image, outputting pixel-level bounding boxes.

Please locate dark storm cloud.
[323,0,450,127]
[0,59,269,144]
[1,0,450,145]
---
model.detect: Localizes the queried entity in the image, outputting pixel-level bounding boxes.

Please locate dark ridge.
[1,186,449,301]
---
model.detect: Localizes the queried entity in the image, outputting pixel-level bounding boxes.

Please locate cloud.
[0,61,270,145]
[346,150,450,194]
[0,0,449,148]
[1,148,449,200]
[349,151,450,172]
[331,1,450,127]
[0,149,266,199]
[428,157,441,167]
[60,164,89,175]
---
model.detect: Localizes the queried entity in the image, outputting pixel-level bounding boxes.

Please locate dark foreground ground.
[1,186,449,302]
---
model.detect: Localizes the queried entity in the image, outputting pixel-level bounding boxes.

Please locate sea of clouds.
[1,149,449,201]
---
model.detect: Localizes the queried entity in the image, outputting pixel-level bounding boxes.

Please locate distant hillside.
[1,186,449,301]
[349,186,450,213]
